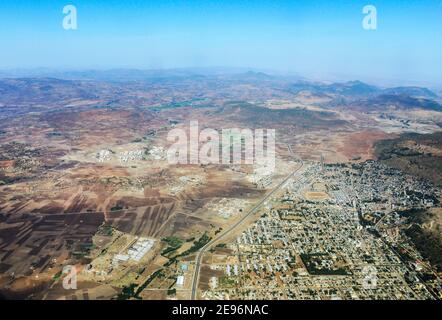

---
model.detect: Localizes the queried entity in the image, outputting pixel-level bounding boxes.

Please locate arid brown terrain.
[0,70,441,299]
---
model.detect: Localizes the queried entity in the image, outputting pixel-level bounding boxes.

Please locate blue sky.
[0,0,441,86]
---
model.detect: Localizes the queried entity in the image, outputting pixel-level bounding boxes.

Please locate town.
[203,161,441,300]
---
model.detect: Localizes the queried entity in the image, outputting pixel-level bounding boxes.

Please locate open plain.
[0,71,441,300]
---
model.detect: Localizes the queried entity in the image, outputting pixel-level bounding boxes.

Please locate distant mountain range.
[286,79,441,112]
[0,78,103,105]
[348,94,442,112]
[288,80,378,97]
[288,80,438,99]
[0,71,440,112]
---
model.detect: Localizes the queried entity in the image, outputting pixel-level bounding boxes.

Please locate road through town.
[190,157,304,299]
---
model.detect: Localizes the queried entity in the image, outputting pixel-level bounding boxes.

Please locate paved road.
[190,158,303,299]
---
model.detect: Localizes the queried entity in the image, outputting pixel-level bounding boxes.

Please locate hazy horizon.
[1,0,442,87]
[1,66,442,91]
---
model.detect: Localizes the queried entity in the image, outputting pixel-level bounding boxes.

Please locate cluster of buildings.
[118,150,144,163]
[146,146,166,161]
[248,165,274,189]
[176,263,189,288]
[210,198,250,219]
[168,175,204,195]
[96,149,145,163]
[204,162,440,300]
[113,237,155,265]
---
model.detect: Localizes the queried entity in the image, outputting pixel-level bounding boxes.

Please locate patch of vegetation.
[137,267,146,275]
[47,132,63,137]
[167,288,176,296]
[52,271,62,281]
[219,276,236,288]
[151,99,207,111]
[134,269,165,298]
[72,242,95,258]
[300,253,351,276]
[117,268,167,300]
[163,257,178,267]
[98,224,114,236]
[161,236,184,256]
[116,283,138,300]
[81,243,95,251]
[177,233,211,257]
[375,132,442,186]
[162,236,183,247]
[110,204,124,212]
[397,209,442,272]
